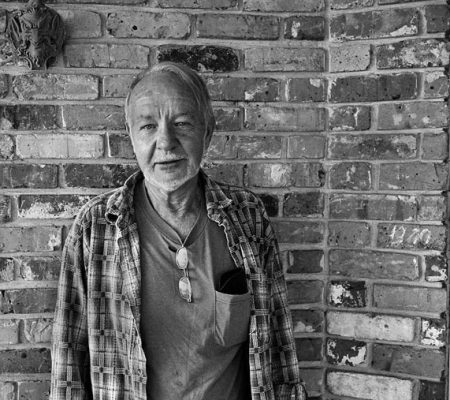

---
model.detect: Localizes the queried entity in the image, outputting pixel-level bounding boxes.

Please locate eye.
[174,121,192,127]
[140,123,157,131]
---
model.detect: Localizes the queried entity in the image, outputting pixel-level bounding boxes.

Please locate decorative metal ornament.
[6,0,65,70]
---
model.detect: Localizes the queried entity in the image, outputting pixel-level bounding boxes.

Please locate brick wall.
[0,0,448,399]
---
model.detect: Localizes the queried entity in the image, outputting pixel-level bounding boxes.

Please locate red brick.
[18,194,92,219]
[13,74,98,100]
[379,163,447,190]
[258,194,278,217]
[286,78,326,102]
[2,289,57,314]
[330,73,418,103]
[329,106,371,131]
[331,9,419,40]
[422,133,448,160]
[418,195,445,221]
[283,192,324,217]
[16,134,104,159]
[247,163,292,187]
[0,194,12,222]
[329,194,417,221]
[206,135,237,159]
[424,71,449,99]
[374,284,446,314]
[330,0,374,9]
[295,338,323,361]
[61,105,124,130]
[0,135,14,160]
[157,45,239,72]
[15,256,60,281]
[245,106,325,132]
[272,221,324,244]
[419,381,445,400]
[243,0,325,12]
[284,16,325,41]
[20,319,53,344]
[377,39,449,69]
[372,344,444,379]
[0,105,59,130]
[329,250,420,281]
[328,222,371,248]
[421,318,446,348]
[0,320,19,344]
[236,136,282,159]
[59,10,101,39]
[0,349,51,373]
[0,258,14,281]
[329,280,367,308]
[0,74,8,98]
[0,226,61,253]
[64,164,137,188]
[0,382,15,399]
[285,250,324,274]
[108,134,135,159]
[425,5,450,33]
[206,77,280,102]
[329,162,373,190]
[107,12,190,39]
[330,44,371,72]
[102,74,136,98]
[424,255,447,283]
[328,134,417,160]
[0,164,57,189]
[197,14,278,40]
[64,44,149,69]
[326,338,367,366]
[17,381,50,400]
[288,136,325,159]
[378,102,447,130]
[154,0,237,7]
[245,47,325,72]
[287,280,323,304]
[291,310,323,333]
[293,163,325,188]
[299,368,323,395]
[377,223,446,251]
[201,162,243,186]
[214,107,242,131]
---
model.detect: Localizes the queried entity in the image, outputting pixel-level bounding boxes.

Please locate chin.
[143,167,200,192]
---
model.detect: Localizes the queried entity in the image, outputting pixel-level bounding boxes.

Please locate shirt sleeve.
[261,205,308,400]
[50,219,92,400]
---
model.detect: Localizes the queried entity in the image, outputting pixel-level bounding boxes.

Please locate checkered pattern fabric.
[50,170,307,400]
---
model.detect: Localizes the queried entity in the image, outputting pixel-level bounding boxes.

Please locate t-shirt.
[134,180,251,400]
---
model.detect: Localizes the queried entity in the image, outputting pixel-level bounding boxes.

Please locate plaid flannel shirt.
[51,170,307,400]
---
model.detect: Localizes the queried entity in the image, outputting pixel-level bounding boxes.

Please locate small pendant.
[179,276,192,302]
[176,247,188,269]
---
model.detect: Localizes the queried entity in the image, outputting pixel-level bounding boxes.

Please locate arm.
[50,220,91,400]
[262,210,307,399]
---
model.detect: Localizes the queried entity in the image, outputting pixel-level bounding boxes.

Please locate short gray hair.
[125,62,215,136]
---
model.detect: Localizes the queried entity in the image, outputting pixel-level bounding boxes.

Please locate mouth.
[154,159,185,169]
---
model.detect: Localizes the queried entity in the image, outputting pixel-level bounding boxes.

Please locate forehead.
[128,72,197,113]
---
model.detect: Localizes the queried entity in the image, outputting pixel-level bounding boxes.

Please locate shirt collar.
[105,169,233,229]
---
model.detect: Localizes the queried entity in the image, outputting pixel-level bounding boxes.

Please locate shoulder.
[210,179,265,210]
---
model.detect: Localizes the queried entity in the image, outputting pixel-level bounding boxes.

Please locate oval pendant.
[179,276,192,302]
[176,246,188,269]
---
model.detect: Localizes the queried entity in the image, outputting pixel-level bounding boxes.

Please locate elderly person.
[50,62,307,400]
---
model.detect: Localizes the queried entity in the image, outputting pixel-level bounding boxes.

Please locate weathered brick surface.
[0,227,61,253]
[421,319,446,348]
[284,16,325,41]
[328,222,371,248]
[17,381,50,400]
[0,349,51,373]
[327,371,414,400]
[197,14,278,40]
[20,319,53,344]
[331,9,419,41]
[0,105,59,130]
[418,195,446,221]
[329,106,371,131]
[287,280,323,304]
[102,74,136,98]
[2,289,57,314]
[206,77,280,102]
[0,320,19,344]
[425,5,450,33]
[158,46,239,72]
[377,223,446,251]
[236,136,282,159]
[422,133,448,160]
[0,164,58,188]
[285,250,324,274]
[419,381,445,400]
[287,79,326,103]
[288,136,325,159]
[19,195,92,219]
[214,107,242,131]
[328,281,367,308]
[329,162,372,190]
[424,255,447,283]
[424,71,449,98]
[327,312,415,341]
[295,338,322,361]
[330,44,371,72]
[273,221,324,244]
[61,105,125,130]
[283,192,323,217]
[243,0,325,12]
[326,338,367,366]
[374,285,446,313]
[64,164,137,188]
[107,12,190,39]
[0,135,14,160]
[59,10,102,39]
[153,0,237,8]
[329,250,419,281]
[291,310,323,333]
[244,48,325,72]
[330,0,374,9]
[379,163,447,190]
[0,194,11,222]
[372,344,445,379]
[13,74,98,100]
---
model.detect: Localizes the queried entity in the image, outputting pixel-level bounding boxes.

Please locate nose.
[156,121,177,151]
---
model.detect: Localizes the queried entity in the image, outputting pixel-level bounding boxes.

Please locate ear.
[203,126,213,153]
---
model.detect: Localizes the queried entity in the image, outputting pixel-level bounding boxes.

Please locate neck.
[144,175,205,240]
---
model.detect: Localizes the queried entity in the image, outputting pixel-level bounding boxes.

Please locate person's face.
[126,73,211,193]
